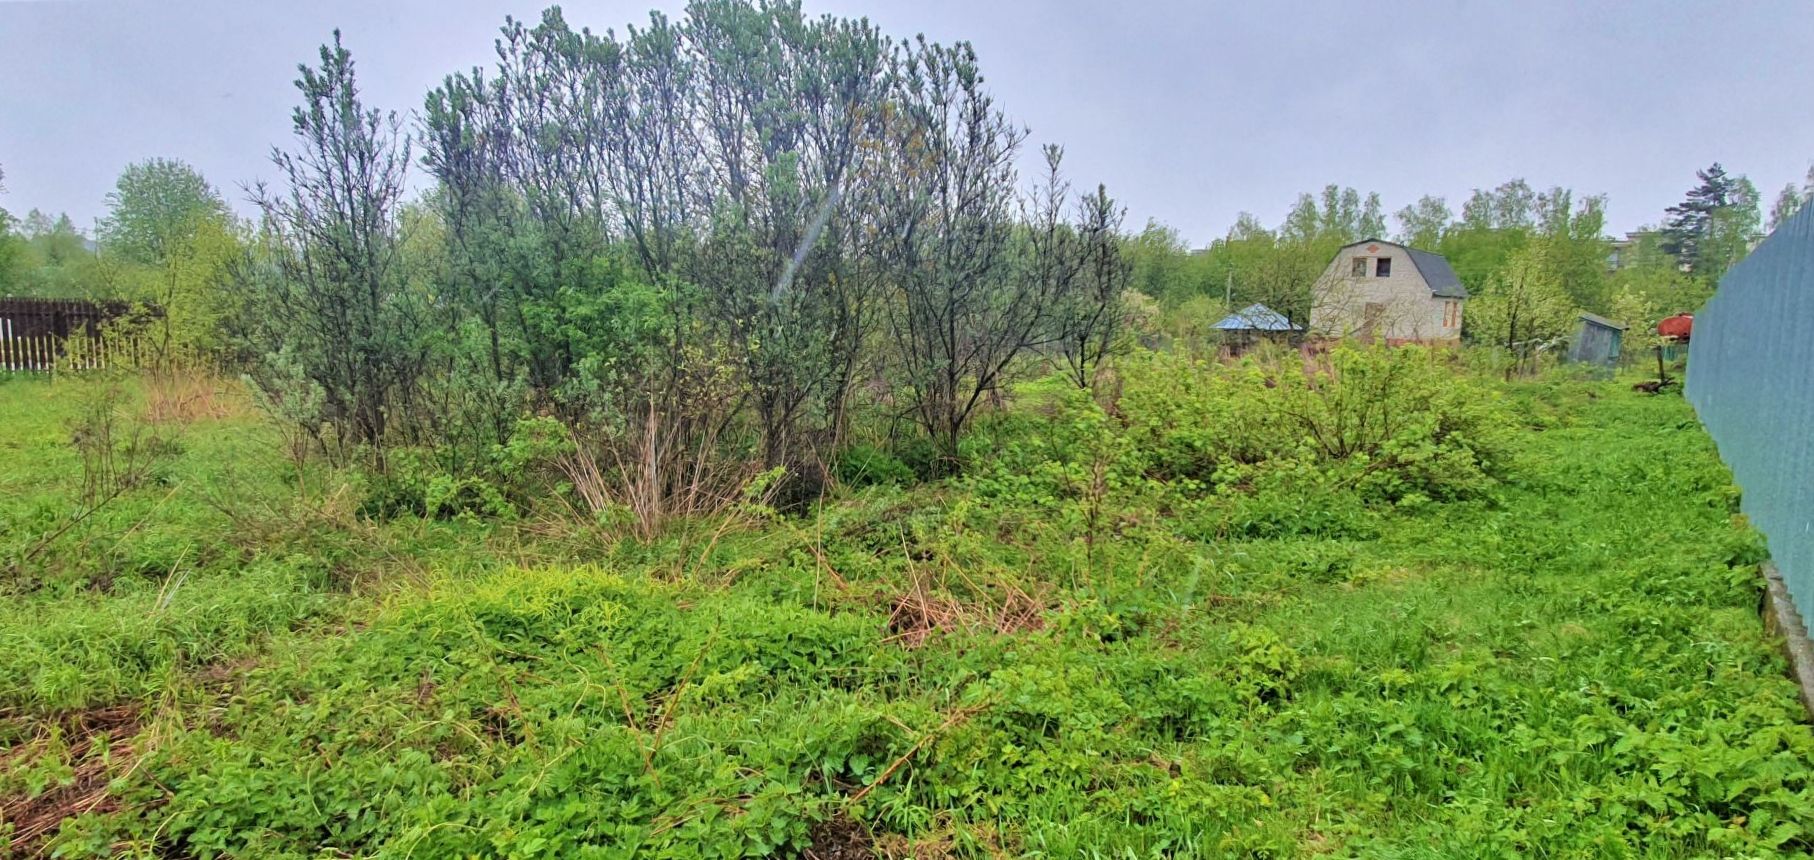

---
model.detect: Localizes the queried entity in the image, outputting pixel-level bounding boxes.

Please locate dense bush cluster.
[958,345,1514,551]
[222,2,1135,525]
[1115,345,1512,501]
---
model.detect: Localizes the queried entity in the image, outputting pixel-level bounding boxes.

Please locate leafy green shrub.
[1218,462,1379,540]
[834,442,915,488]
[357,457,512,520]
[887,434,945,483]
[1281,346,1515,502]
[1114,350,1295,484]
[11,357,1814,860]
[1115,345,1514,502]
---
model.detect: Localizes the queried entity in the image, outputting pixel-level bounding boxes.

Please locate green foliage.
[239,31,429,465]
[833,442,915,489]
[1464,243,1579,372]
[1114,346,1513,502]
[4,369,1814,858]
[105,210,244,367]
[357,415,576,520]
[96,158,232,268]
[357,448,513,520]
[1393,194,1451,249]
[5,210,109,299]
[0,562,328,713]
[0,204,26,293]
[1663,162,1764,280]
[5,5,1814,856]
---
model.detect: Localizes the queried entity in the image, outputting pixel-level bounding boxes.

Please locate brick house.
[1307,239,1468,345]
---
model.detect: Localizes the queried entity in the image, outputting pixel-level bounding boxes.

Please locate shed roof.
[1578,312,1628,331]
[1213,303,1301,332]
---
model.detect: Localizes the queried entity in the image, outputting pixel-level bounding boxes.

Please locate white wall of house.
[1308,240,1462,343]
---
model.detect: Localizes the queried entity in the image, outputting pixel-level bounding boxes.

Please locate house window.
[1443,300,1459,328]
[1375,257,1392,277]
[1351,257,1368,277]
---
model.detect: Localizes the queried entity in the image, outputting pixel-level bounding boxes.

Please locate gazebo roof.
[1213,303,1301,332]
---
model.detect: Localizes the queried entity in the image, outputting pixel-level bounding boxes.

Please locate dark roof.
[1348,238,1469,299]
[1578,312,1627,331]
[1213,303,1301,332]
[1407,248,1468,298]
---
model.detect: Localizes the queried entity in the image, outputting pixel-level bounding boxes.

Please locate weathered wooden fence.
[0,298,140,372]
[1686,202,1814,627]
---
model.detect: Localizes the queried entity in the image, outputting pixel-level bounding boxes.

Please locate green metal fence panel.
[1687,203,1814,619]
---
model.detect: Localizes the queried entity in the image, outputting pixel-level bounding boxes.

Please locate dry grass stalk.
[883,532,1047,647]
[556,399,758,543]
[140,370,241,425]
[0,705,143,858]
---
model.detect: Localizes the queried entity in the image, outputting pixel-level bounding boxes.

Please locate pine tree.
[1660,163,1737,274]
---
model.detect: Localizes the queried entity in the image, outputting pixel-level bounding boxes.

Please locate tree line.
[1127,164,1793,367]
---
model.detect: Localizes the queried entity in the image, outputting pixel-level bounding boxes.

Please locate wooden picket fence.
[1,298,145,373]
[0,328,141,373]
[0,327,59,372]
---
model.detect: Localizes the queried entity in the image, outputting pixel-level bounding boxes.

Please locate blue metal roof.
[1213,303,1301,332]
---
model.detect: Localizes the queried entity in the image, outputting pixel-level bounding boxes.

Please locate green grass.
[2,366,1811,858]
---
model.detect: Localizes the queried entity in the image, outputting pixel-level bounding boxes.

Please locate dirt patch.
[1,705,142,858]
[803,813,874,860]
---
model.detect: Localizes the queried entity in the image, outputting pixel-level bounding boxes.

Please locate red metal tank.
[1658,314,1693,341]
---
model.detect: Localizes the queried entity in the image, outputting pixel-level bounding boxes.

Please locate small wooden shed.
[1567,312,1627,368]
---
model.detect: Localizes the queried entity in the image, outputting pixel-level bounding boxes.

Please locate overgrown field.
[3,353,1812,858]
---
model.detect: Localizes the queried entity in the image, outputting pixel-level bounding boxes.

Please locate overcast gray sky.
[2,0,1810,245]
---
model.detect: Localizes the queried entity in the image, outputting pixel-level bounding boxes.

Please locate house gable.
[1308,240,1465,343]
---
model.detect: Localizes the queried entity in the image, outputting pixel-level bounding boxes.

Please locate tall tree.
[1393,195,1451,249]
[1534,189,1611,310]
[681,0,892,482]
[868,37,1036,472]
[1464,244,1575,377]
[1280,184,1382,246]
[1490,179,1535,230]
[1767,181,1806,234]
[0,163,23,292]
[1660,162,1760,277]
[96,159,241,364]
[248,31,426,460]
[1358,191,1386,239]
[1053,170,1130,389]
[1699,175,1761,277]
[96,158,231,266]
[1459,188,1495,231]
[1763,161,1806,234]
[1279,193,1320,245]
[1124,219,1201,303]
